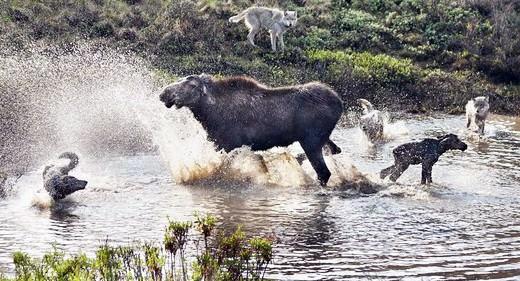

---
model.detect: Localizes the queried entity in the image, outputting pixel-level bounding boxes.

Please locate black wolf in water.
[43,152,87,200]
[380,134,467,184]
[159,74,343,186]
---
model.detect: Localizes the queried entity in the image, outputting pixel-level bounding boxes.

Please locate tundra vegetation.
[0,213,274,281]
[1,0,519,115]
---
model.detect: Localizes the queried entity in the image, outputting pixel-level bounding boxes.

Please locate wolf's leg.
[245,16,260,47]
[269,31,277,52]
[389,162,409,182]
[478,120,485,135]
[380,164,395,179]
[278,33,285,51]
[421,162,433,184]
[247,27,260,47]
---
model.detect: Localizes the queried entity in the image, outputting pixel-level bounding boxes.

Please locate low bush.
[2,214,275,281]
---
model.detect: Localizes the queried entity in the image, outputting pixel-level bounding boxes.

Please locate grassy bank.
[1,0,519,114]
[0,213,274,281]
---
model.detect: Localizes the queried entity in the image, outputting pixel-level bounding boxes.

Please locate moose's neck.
[187,102,223,139]
[437,143,449,155]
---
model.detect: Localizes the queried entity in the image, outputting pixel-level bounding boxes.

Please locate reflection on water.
[1,114,520,280]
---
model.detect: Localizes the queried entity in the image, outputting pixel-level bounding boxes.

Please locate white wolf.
[229,6,297,52]
[465,96,490,135]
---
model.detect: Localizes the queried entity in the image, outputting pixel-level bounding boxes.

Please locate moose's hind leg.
[300,139,331,186]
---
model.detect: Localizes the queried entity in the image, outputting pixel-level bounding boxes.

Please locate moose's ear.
[198,74,215,104]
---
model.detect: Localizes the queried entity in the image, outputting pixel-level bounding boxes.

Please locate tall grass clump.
[4,213,274,281]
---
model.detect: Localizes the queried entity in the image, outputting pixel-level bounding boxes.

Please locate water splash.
[0,43,158,169]
[1,43,379,190]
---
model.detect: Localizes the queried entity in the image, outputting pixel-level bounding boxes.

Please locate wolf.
[465,96,490,135]
[380,134,467,184]
[357,98,384,143]
[229,6,297,52]
[43,152,87,200]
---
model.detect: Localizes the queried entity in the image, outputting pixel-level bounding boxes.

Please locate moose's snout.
[159,89,175,108]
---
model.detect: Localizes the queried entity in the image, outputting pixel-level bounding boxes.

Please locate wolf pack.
[41,6,492,201]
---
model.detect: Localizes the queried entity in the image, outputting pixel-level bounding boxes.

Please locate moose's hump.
[216,76,266,92]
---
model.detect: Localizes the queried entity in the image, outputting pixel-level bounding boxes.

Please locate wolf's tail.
[58,152,79,173]
[357,98,375,113]
[229,9,248,23]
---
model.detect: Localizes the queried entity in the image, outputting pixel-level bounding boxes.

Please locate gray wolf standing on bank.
[465,96,490,135]
[358,98,384,142]
[43,152,87,200]
[159,74,343,186]
[229,6,297,52]
[380,134,467,184]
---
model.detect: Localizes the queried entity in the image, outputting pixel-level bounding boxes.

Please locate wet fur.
[229,6,297,52]
[380,134,467,184]
[358,99,384,142]
[465,96,490,135]
[160,75,343,186]
[43,152,87,200]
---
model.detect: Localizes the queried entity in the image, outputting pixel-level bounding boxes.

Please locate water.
[1,45,520,280]
[0,114,519,280]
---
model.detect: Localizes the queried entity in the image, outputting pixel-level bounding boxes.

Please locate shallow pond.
[1,114,519,280]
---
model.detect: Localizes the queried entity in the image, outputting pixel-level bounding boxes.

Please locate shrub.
[307,49,419,84]
[5,214,274,281]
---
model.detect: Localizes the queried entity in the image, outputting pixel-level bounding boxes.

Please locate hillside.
[1,0,519,114]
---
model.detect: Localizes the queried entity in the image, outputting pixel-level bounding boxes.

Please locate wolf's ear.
[437,134,449,140]
[294,11,297,17]
[284,11,288,16]
[485,96,490,102]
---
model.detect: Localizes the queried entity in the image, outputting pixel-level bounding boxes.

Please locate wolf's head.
[283,11,298,27]
[472,96,490,117]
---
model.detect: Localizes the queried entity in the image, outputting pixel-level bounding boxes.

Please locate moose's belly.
[213,125,297,152]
